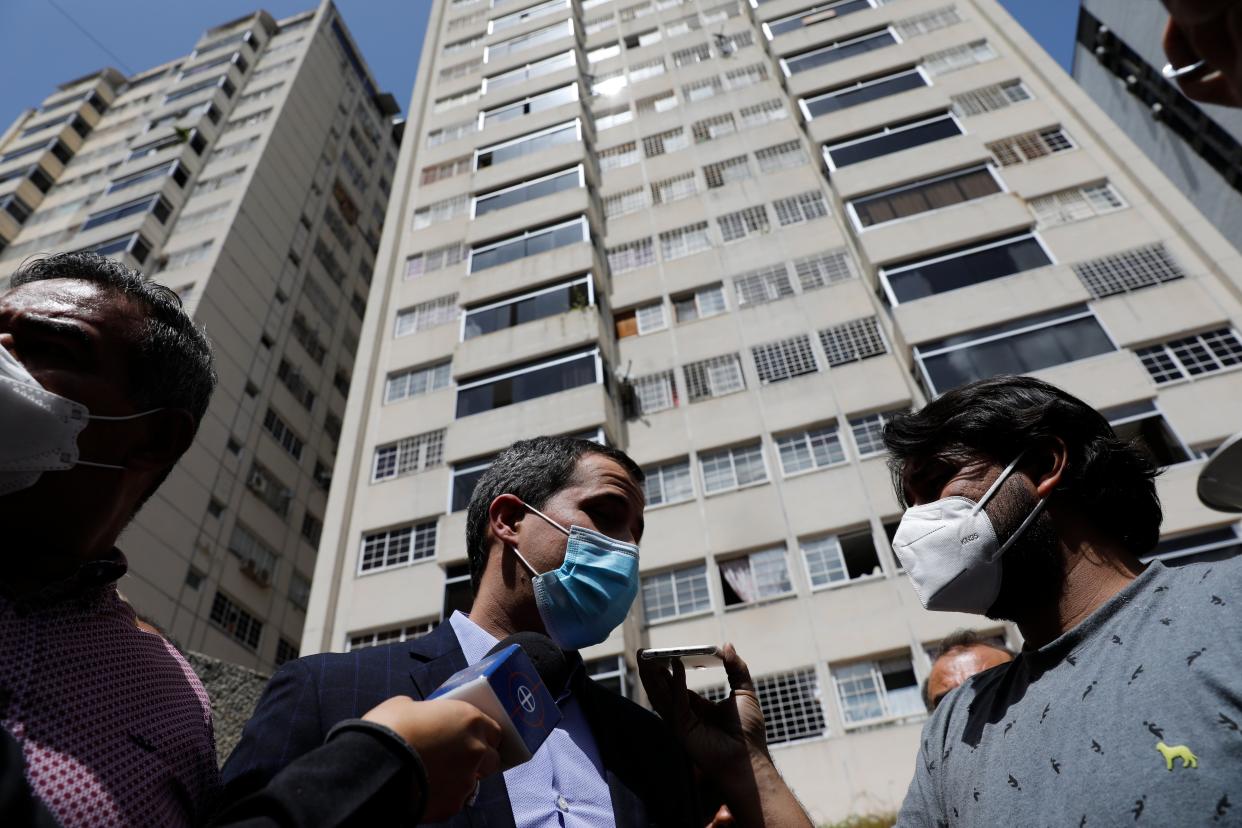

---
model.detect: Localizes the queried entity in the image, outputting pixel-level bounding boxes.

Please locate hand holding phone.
[638,645,723,670]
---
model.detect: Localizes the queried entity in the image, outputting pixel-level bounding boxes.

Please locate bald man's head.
[924,631,1016,710]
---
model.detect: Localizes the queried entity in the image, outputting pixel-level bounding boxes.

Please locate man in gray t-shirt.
[902,556,1242,826]
[879,376,1242,826]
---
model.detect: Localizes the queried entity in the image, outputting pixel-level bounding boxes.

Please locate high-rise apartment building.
[0,3,400,673]
[306,0,1242,819]
[1074,0,1242,256]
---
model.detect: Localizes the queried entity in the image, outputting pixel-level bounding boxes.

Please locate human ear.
[1032,438,1068,499]
[124,409,196,472]
[488,493,528,550]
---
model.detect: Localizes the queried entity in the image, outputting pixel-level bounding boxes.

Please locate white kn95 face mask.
[0,344,160,496]
[891,454,1047,614]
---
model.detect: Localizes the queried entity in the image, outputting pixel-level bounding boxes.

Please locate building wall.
[0,3,400,673]
[308,0,1242,822]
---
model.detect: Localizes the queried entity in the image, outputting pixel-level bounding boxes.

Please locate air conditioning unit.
[240,558,272,588]
[247,469,268,493]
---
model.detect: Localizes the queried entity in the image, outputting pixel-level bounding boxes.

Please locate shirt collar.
[1,548,128,611]
[448,610,586,703]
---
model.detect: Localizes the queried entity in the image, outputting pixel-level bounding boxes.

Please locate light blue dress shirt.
[448,611,615,828]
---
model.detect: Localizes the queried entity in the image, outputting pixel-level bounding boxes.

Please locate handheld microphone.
[428,632,567,771]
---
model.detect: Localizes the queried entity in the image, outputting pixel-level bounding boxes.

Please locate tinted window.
[785,29,896,74]
[827,115,962,168]
[474,168,580,217]
[803,70,927,118]
[769,0,872,36]
[464,281,589,339]
[482,84,577,127]
[921,314,1114,393]
[470,219,584,273]
[476,123,578,168]
[456,352,597,417]
[851,167,1000,228]
[884,236,1051,302]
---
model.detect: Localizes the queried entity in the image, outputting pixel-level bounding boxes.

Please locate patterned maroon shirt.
[0,551,219,826]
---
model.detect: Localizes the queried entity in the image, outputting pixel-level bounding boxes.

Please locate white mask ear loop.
[70,409,165,470]
[508,499,571,577]
[969,452,1027,518]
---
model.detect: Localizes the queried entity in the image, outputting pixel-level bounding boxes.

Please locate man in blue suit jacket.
[221,437,701,826]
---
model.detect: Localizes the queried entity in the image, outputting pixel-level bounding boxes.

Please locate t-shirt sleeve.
[895,722,944,828]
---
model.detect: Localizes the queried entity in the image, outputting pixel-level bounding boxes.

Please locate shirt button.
[557,795,570,813]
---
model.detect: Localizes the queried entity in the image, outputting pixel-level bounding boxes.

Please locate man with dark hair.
[921,630,1014,711]
[0,252,220,825]
[223,435,704,826]
[886,376,1242,826]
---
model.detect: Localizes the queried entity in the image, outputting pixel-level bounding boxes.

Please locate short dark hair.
[465,436,645,591]
[10,252,217,431]
[883,375,1161,557]
[922,629,1016,708]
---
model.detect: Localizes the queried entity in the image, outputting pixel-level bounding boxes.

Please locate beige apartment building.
[0,3,400,673]
[303,0,1242,820]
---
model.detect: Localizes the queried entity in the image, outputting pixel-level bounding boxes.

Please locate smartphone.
[639,645,723,670]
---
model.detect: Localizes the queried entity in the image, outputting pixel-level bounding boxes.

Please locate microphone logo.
[517,685,537,714]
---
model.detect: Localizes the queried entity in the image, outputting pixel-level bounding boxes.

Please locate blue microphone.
[428,632,567,771]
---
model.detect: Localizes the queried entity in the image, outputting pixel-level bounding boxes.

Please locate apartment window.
[229,523,279,584]
[275,637,300,666]
[427,118,477,147]
[766,0,874,37]
[781,27,897,75]
[607,237,655,273]
[1072,243,1186,299]
[359,521,438,573]
[642,564,710,622]
[801,68,928,119]
[476,167,582,217]
[642,128,689,158]
[2,194,32,224]
[893,5,963,37]
[440,57,483,82]
[734,264,794,308]
[1105,402,1191,468]
[755,141,806,173]
[462,276,592,339]
[691,113,736,144]
[451,458,495,511]
[849,165,1002,229]
[238,83,285,105]
[805,529,881,587]
[849,409,903,457]
[476,119,581,170]
[724,62,768,89]
[209,592,262,650]
[599,141,639,171]
[176,203,230,231]
[700,443,766,496]
[406,242,465,278]
[718,206,769,243]
[921,40,997,76]
[433,86,482,113]
[1029,181,1126,228]
[276,359,316,411]
[988,127,1075,166]
[880,233,1052,304]
[915,305,1114,395]
[951,80,1033,116]
[673,284,727,323]
[162,240,215,272]
[592,69,628,96]
[489,0,570,34]
[79,194,171,232]
[483,50,576,93]
[1135,328,1242,384]
[615,302,668,338]
[373,430,446,482]
[301,512,323,547]
[595,106,633,130]
[584,15,614,34]
[642,458,695,507]
[420,155,471,185]
[834,657,924,726]
[739,98,788,128]
[627,369,677,416]
[704,155,752,188]
[80,232,152,265]
[412,194,469,229]
[224,108,272,132]
[777,426,846,475]
[262,407,304,460]
[604,186,649,219]
[447,9,487,33]
[164,75,232,104]
[588,43,622,63]
[105,160,186,194]
[348,620,438,651]
[194,167,245,194]
[684,353,745,402]
[659,222,713,260]
[673,43,712,68]
[719,546,789,605]
[651,172,697,205]
[752,335,818,384]
[682,76,723,103]
[395,294,459,336]
[1147,526,1242,565]
[819,317,887,366]
[773,191,830,226]
[829,111,963,170]
[445,34,484,54]
[456,349,602,417]
[469,216,587,273]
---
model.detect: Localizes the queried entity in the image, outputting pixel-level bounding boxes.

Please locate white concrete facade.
[307,0,1242,821]
[0,3,401,673]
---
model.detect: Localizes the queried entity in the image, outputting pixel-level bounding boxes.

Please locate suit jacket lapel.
[577,679,647,828]
[408,621,516,828]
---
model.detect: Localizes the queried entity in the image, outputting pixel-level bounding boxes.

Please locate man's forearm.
[719,749,814,828]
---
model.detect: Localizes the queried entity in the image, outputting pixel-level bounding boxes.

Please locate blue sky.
[0,0,1081,135]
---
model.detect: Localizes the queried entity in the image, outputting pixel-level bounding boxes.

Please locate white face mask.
[0,344,160,496]
[892,454,1047,613]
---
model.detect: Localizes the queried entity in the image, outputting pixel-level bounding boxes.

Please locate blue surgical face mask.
[509,501,639,650]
